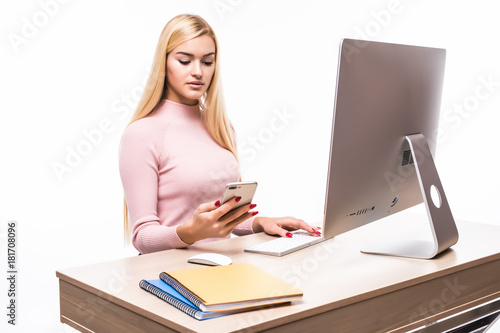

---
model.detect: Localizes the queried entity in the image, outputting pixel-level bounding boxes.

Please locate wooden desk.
[56,219,500,332]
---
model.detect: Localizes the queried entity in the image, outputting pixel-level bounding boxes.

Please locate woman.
[119,14,320,254]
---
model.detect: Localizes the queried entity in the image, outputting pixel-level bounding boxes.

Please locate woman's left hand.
[252,216,321,238]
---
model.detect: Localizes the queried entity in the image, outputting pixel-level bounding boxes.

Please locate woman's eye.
[203,60,214,66]
[178,60,190,65]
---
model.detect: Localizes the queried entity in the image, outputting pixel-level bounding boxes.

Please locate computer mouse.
[187,253,232,266]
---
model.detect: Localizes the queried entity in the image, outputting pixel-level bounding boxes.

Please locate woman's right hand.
[176,197,258,245]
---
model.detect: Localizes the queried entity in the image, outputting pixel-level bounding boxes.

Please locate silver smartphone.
[220,181,258,211]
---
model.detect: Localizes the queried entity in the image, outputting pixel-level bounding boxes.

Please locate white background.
[1,0,499,331]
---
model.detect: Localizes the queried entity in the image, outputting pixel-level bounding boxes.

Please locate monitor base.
[362,238,443,259]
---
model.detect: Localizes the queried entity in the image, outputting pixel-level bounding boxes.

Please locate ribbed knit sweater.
[119,99,255,254]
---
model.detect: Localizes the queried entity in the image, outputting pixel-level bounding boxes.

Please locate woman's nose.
[191,61,202,78]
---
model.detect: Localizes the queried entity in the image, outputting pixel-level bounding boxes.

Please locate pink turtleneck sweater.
[119,100,255,254]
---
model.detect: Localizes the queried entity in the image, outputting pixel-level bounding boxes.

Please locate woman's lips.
[187,81,203,89]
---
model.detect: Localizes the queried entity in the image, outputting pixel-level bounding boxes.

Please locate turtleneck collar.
[154,99,201,119]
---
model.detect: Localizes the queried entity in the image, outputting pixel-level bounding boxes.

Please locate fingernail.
[249,203,257,209]
[252,211,259,216]
[235,196,242,203]
[315,231,322,236]
[286,232,293,238]
[214,200,220,206]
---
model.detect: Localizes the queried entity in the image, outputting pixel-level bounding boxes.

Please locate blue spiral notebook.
[140,279,255,320]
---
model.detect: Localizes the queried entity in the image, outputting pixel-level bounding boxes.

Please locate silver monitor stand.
[361,134,459,259]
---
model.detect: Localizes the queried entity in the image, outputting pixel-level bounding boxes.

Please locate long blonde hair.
[123,14,237,244]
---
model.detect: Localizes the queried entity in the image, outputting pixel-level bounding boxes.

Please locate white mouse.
[187,253,232,266]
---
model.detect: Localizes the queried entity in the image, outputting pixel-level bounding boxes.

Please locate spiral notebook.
[140,279,251,320]
[160,263,303,312]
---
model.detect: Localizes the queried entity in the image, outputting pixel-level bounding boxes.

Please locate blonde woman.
[119,14,321,254]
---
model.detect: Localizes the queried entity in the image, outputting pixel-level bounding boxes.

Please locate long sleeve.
[119,119,189,254]
[232,216,256,236]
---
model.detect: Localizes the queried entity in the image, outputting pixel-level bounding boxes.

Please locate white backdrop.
[1,0,499,331]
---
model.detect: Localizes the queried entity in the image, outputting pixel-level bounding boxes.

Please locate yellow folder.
[161,263,303,312]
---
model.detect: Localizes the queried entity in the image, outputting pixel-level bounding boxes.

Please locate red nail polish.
[214,200,220,206]
[252,211,259,216]
[315,231,322,236]
[235,196,242,203]
[286,232,293,238]
[250,204,257,209]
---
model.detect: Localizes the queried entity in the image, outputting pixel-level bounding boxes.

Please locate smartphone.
[220,181,258,211]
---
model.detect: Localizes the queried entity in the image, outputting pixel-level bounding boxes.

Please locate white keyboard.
[244,231,324,257]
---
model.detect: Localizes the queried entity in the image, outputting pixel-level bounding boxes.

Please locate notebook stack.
[140,263,303,320]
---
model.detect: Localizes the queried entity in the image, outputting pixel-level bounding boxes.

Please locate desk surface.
[56,218,500,333]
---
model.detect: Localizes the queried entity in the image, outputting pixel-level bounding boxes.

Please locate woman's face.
[165,35,216,105]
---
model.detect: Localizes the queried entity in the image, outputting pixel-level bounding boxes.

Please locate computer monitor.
[322,38,459,259]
